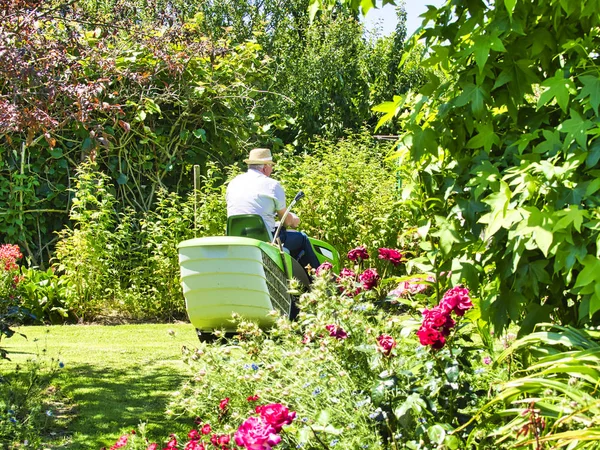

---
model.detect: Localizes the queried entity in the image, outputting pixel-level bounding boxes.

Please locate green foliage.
[54,162,119,320]
[162,260,499,449]
[267,15,372,143]
[368,0,600,335]
[0,344,63,449]
[52,161,233,321]
[16,267,72,324]
[464,324,600,448]
[0,3,281,264]
[277,132,402,256]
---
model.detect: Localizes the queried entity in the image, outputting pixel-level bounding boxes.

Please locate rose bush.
[115,247,506,450]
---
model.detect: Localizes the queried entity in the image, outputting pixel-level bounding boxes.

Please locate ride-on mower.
[178,190,340,341]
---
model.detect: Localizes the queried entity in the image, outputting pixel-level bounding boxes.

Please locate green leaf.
[117,173,128,185]
[49,148,63,159]
[411,127,438,158]
[472,34,506,73]
[308,0,320,21]
[504,0,517,17]
[455,83,487,117]
[558,109,593,149]
[553,205,588,233]
[574,256,600,294]
[537,70,577,112]
[586,138,600,168]
[591,284,600,316]
[522,207,555,257]
[586,178,600,197]
[373,96,404,131]
[360,0,374,15]
[427,424,446,444]
[480,181,512,240]
[193,128,207,142]
[316,409,330,426]
[465,122,500,153]
[82,137,93,152]
[577,75,600,116]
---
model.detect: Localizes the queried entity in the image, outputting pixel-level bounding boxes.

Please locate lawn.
[1,323,200,449]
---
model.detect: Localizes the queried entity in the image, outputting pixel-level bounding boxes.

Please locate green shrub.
[276,132,403,262]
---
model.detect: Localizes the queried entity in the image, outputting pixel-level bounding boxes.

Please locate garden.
[1,0,600,449]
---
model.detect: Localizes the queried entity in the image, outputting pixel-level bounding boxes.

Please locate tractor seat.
[226,214,273,242]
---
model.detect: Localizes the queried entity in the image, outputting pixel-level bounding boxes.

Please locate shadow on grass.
[50,363,193,449]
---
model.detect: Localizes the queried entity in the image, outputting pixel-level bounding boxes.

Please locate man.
[226,148,320,271]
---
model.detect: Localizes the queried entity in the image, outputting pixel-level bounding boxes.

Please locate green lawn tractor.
[178,191,340,340]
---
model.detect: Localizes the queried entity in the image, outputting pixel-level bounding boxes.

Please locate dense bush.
[45,133,404,321]
[277,132,403,261]
[52,161,232,321]
[371,0,600,337]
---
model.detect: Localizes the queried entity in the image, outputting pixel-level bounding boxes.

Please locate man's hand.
[287,213,300,229]
[277,208,300,228]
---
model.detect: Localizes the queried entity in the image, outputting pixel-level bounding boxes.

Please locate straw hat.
[244,148,275,165]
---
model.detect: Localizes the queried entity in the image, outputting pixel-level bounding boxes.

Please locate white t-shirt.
[226,169,286,231]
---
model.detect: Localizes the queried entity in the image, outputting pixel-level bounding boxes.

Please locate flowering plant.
[416,286,473,350]
[104,248,504,450]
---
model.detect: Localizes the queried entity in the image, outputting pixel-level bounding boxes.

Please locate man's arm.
[277,208,300,228]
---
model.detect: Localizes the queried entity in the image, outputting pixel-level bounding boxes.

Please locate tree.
[317,0,600,334]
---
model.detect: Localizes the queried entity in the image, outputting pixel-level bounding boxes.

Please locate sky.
[361,0,446,37]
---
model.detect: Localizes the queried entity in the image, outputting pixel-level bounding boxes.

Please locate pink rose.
[315,261,333,275]
[337,268,361,297]
[184,440,205,450]
[377,334,397,356]
[421,307,450,328]
[255,403,296,432]
[389,276,435,297]
[147,444,158,450]
[325,324,348,340]
[440,287,472,316]
[110,434,129,450]
[234,416,281,450]
[336,267,356,281]
[359,268,379,290]
[378,248,403,265]
[219,397,230,410]
[164,436,178,449]
[347,246,369,262]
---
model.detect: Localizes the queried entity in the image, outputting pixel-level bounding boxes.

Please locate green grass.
[1,323,200,449]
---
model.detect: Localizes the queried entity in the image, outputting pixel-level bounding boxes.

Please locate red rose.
[218,398,230,410]
[440,286,472,316]
[377,334,397,356]
[416,326,446,349]
[359,268,379,290]
[347,245,369,262]
[325,324,348,340]
[378,248,403,265]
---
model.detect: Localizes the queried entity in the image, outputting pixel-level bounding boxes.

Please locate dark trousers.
[278,228,320,270]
